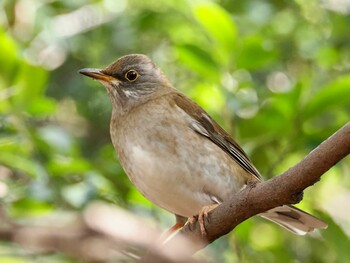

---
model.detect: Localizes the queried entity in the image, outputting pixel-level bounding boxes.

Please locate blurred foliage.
[1,0,350,262]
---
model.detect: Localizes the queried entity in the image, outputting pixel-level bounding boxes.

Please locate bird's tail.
[259,205,327,235]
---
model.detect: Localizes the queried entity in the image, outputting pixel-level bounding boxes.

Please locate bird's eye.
[125,70,139,82]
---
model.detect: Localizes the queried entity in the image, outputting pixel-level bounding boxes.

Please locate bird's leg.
[190,204,219,236]
[157,215,187,243]
[159,222,185,242]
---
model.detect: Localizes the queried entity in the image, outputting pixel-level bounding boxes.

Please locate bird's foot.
[247,178,258,188]
[189,204,219,237]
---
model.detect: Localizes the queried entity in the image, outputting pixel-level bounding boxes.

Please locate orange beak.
[79,68,115,82]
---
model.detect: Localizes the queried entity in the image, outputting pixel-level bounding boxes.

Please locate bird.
[79,54,327,237]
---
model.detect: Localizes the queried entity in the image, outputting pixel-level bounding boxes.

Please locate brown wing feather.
[173,92,263,182]
[171,92,327,235]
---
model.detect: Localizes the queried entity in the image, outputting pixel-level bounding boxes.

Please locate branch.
[0,203,203,263]
[1,123,349,262]
[157,122,350,258]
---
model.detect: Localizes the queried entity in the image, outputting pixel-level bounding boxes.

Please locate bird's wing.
[173,92,263,182]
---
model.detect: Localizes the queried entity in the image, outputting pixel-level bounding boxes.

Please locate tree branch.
[1,123,349,263]
[0,202,207,263]
[158,122,350,258]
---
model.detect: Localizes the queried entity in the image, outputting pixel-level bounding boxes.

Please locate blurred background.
[1,0,350,262]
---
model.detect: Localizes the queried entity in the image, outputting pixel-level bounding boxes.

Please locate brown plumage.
[79,54,327,236]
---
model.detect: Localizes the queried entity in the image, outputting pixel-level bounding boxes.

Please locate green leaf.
[193,3,237,52]
[321,214,350,263]
[304,75,350,118]
[175,44,219,79]
[0,27,18,83]
[316,46,340,69]
[13,63,48,110]
[0,257,29,263]
[27,97,57,116]
[0,152,42,178]
[48,155,91,175]
[236,35,278,69]
[9,198,53,217]
[189,83,225,113]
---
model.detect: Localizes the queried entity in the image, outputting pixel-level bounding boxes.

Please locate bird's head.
[79,54,172,114]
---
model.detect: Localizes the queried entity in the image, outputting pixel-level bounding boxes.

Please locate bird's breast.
[109,99,247,217]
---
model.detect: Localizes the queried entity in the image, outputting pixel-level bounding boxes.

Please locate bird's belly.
[118,138,247,218]
[113,101,250,218]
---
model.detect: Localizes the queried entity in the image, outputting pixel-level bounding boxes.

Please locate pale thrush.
[79,54,327,236]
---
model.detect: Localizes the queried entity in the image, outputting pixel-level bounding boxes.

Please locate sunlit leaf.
[304,75,350,118]
[13,63,48,110]
[48,155,91,175]
[189,83,225,113]
[316,46,340,69]
[0,257,29,263]
[193,3,236,52]
[10,198,54,217]
[0,28,18,82]
[321,214,350,263]
[27,97,57,116]
[0,152,42,178]
[175,44,219,79]
[236,35,278,69]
